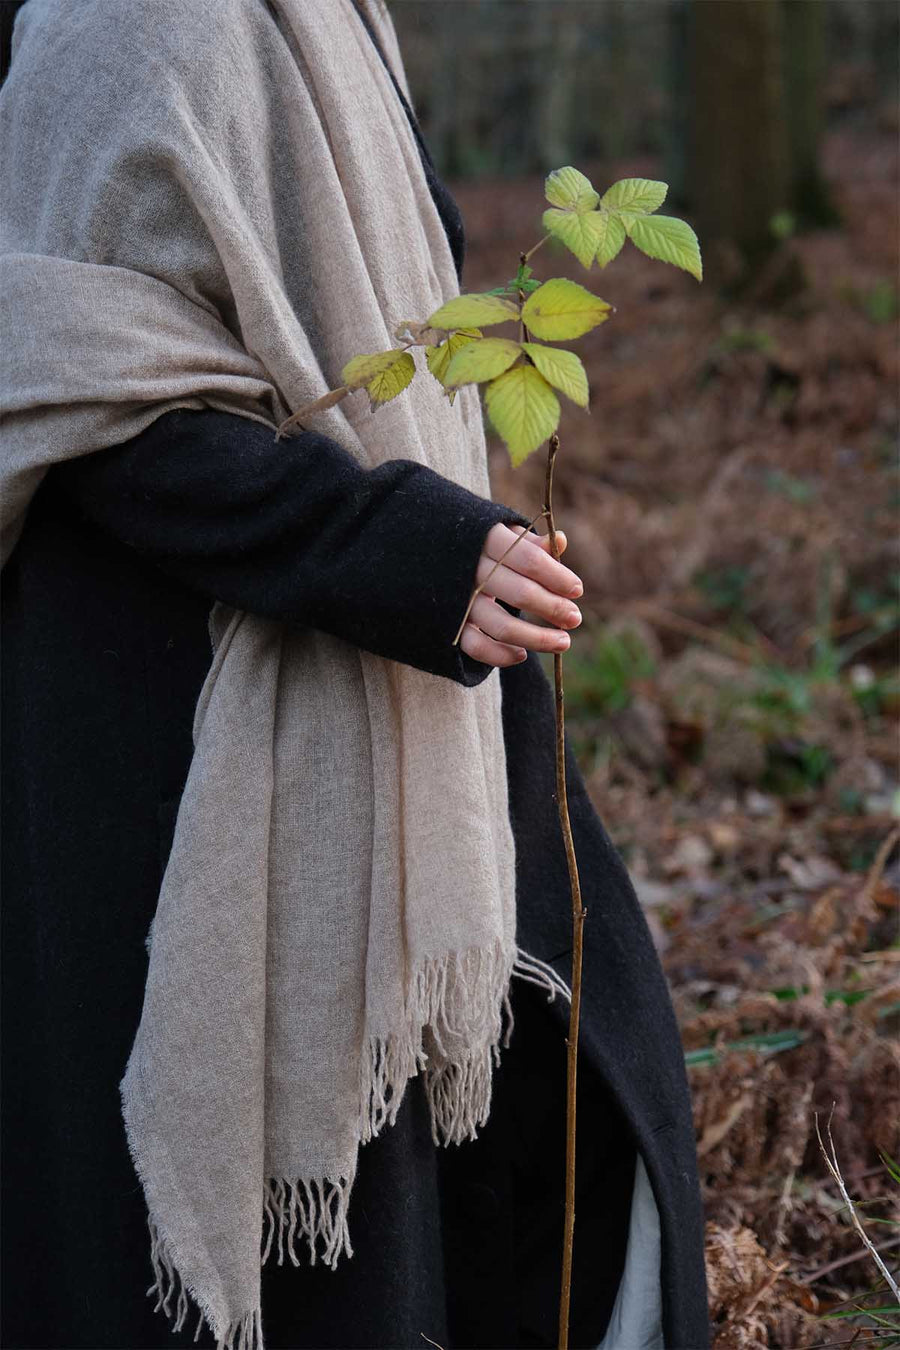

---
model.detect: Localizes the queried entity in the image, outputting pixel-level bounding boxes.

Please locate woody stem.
[544,431,584,1350]
[523,234,551,264]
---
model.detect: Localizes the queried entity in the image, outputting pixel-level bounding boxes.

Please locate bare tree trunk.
[686,0,791,288]
[782,0,840,228]
[532,2,579,173]
[428,4,461,176]
[663,0,690,210]
[603,0,630,161]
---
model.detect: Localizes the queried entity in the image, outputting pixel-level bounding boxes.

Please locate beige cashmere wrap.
[0,1,573,1346]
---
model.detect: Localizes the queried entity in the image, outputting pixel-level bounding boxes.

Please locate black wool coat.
[1,415,709,1350]
[0,11,709,1348]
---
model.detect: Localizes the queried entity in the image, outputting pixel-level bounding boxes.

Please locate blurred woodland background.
[390,2,899,1346]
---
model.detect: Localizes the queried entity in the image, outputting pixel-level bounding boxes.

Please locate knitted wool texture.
[0,1,571,1345]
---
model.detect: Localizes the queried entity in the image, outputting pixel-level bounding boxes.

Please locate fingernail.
[569,582,583,598]
[556,633,571,649]
[515,649,528,662]
[566,606,582,627]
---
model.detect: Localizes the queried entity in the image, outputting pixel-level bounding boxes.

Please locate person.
[0,2,709,1347]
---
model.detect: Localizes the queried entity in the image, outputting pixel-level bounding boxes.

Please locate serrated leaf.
[542,207,607,269]
[521,277,612,342]
[600,177,668,215]
[521,343,589,408]
[365,351,415,408]
[594,211,628,268]
[484,365,560,466]
[544,166,599,212]
[342,347,413,390]
[628,214,703,281]
[426,328,480,380]
[444,337,522,386]
[616,210,642,234]
[426,293,519,331]
[425,328,482,407]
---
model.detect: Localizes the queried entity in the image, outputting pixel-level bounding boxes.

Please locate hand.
[459,521,584,668]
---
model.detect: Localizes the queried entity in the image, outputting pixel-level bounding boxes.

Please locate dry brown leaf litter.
[455,119,899,1347]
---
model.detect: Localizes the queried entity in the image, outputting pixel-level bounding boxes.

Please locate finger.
[473,556,582,630]
[529,529,567,556]
[469,594,572,654]
[485,522,568,562]
[484,522,582,597]
[459,622,527,668]
[485,522,567,559]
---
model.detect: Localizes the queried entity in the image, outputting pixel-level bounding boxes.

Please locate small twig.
[419,1335,445,1350]
[775,1080,815,1248]
[660,445,750,594]
[276,384,351,438]
[522,235,551,264]
[803,1234,900,1285]
[793,606,898,657]
[815,1104,900,1302]
[859,827,900,909]
[517,272,533,346]
[276,337,424,438]
[737,1260,789,1321]
[800,1336,884,1349]
[774,1167,798,1248]
[451,507,549,645]
[612,599,766,665]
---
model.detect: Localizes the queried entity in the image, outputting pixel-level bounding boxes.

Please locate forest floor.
[453,115,899,1350]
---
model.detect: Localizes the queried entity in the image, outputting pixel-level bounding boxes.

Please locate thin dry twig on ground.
[815,1105,900,1303]
[859,827,900,909]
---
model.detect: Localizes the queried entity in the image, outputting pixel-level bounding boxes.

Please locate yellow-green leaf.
[521,343,589,408]
[600,178,668,215]
[425,328,481,406]
[521,277,612,342]
[542,207,607,270]
[616,210,641,234]
[425,328,481,382]
[426,293,519,331]
[544,166,599,212]
[365,351,415,408]
[628,214,703,281]
[444,337,521,386]
[484,365,560,467]
[342,347,413,390]
[594,212,628,269]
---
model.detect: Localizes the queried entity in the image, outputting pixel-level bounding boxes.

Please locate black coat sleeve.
[48,408,532,686]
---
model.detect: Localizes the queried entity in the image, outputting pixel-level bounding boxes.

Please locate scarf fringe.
[512,948,573,1005]
[359,937,516,1147]
[141,943,568,1350]
[217,1308,265,1350]
[424,1041,495,1145]
[146,1215,264,1349]
[260,1172,355,1270]
[359,941,572,1150]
